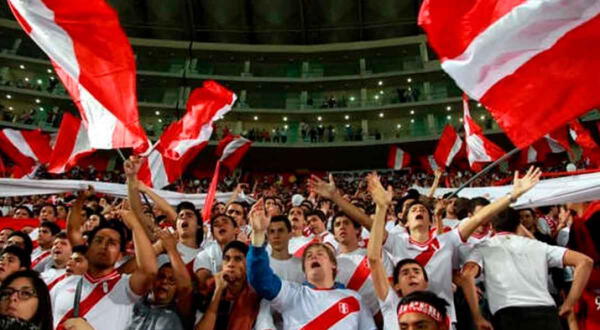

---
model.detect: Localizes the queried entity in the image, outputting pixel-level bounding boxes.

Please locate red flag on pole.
[48,113,95,174]
[462,95,505,171]
[434,125,463,169]
[419,0,600,148]
[0,129,51,178]
[387,146,411,170]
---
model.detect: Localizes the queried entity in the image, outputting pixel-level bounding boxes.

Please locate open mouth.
[310,261,321,269]
[66,267,73,274]
[415,214,424,220]
[180,222,189,229]
[218,229,227,236]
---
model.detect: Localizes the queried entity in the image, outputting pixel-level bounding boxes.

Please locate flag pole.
[447,147,520,199]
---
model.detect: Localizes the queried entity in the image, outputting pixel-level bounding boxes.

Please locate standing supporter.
[30,222,60,272]
[194,214,238,295]
[264,197,283,217]
[442,196,460,228]
[333,211,393,321]
[397,291,450,330]
[287,206,313,256]
[470,206,593,330]
[51,158,158,330]
[128,229,192,330]
[312,167,542,326]
[306,210,337,250]
[519,208,554,243]
[226,201,251,242]
[0,246,30,284]
[13,206,34,219]
[196,241,261,330]
[0,228,14,250]
[538,205,559,236]
[247,199,377,329]
[6,232,33,257]
[40,232,71,287]
[65,245,88,276]
[0,270,53,330]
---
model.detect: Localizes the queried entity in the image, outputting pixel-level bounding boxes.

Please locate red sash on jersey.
[413,238,440,267]
[346,255,371,291]
[31,250,51,269]
[47,273,68,291]
[56,271,122,329]
[300,296,360,330]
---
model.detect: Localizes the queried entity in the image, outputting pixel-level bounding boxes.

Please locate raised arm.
[195,272,228,330]
[138,181,177,224]
[125,156,156,240]
[309,174,374,230]
[559,249,593,317]
[366,173,393,301]
[427,169,443,199]
[458,167,541,241]
[66,186,94,246]
[121,208,158,296]
[247,199,282,300]
[157,228,193,318]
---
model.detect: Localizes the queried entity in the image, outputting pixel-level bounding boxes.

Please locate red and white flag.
[387,146,411,170]
[158,81,236,161]
[202,135,253,222]
[419,155,439,174]
[8,0,148,151]
[462,95,505,171]
[419,0,600,148]
[545,126,572,155]
[569,120,599,150]
[138,81,236,189]
[216,135,252,172]
[0,129,52,178]
[47,113,95,174]
[434,125,463,168]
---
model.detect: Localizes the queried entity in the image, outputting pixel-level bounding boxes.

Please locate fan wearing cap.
[397,291,450,330]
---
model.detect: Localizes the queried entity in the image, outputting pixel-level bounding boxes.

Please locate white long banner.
[413,171,600,209]
[0,178,233,208]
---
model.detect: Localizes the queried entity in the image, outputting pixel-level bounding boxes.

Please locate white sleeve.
[378,290,400,330]
[122,274,142,303]
[270,281,300,313]
[193,250,211,273]
[545,243,567,268]
[358,296,378,330]
[383,231,407,262]
[254,299,276,330]
[465,246,483,273]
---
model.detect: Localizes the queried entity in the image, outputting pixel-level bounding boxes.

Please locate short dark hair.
[306,210,326,223]
[223,240,248,257]
[54,232,68,241]
[40,221,61,236]
[270,215,292,232]
[470,197,490,209]
[7,231,33,256]
[393,258,429,285]
[538,205,555,215]
[210,214,237,233]
[87,221,128,252]
[329,212,361,233]
[227,201,247,217]
[72,244,88,255]
[38,203,57,217]
[1,245,31,269]
[398,291,449,322]
[176,201,200,220]
[15,205,33,218]
[454,198,473,220]
[403,202,433,225]
[1,270,53,330]
[492,207,521,233]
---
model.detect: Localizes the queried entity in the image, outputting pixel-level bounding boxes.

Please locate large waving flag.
[569,120,600,166]
[8,0,148,151]
[159,81,237,161]
[462,95,505,171]
[434,125,463,168]
[0,129,51,178]
[387,146,411,170]
[419,0,600,148]
[47,113,95,173]
[138,81,236,188]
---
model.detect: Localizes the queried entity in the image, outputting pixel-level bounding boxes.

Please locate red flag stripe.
[434,125,463,168]
[414,239,440,267]
[201,161,221,222]
[47,273,68,291]
[31,250,51,269]
[300,296,361,330]
[345,255,371,292]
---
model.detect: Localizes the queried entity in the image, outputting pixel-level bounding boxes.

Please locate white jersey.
[469,233,567,314]
[319,231,339,252]
[271,281,376,330]
[442,218,460,229]
[270,256,304,283]
[379,289,401,330]
[384,228,464,322]
[158,242,202,268]
[51,271,140,330]
[192,241,222,274]
[335,248,394,315]
[288,236,315,257]
[30,246,52,272]
[40,264,66,285]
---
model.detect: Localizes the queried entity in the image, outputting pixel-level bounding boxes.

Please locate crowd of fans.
[0,156,595,330]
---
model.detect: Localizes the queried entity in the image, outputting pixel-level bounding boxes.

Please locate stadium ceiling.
[0,0,423,45]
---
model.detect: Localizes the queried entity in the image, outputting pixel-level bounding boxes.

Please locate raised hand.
[308,174,338,199]
[157,228,178,253]
[366,172,392,207]
[248,198,270,233]
[214,272,228,292]
[119,210,139,230]
[124,155,143,178]
[511,166,542,198]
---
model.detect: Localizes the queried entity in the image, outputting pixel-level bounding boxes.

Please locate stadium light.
[283,116,288,122]
[379,113,384,118]
[253,116,258,121]
[19,64,25,69]
[378,81,383,86]
[344,115,349,120]
[407,77,412,83]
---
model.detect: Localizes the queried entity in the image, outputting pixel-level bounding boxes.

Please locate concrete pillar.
[243,60,251,74]
[235,121,243,134]
[11,38,22,54]
[360,88,367,107]
[419,42,429,63]
[301,61,310,78]
[427,114,436,135]
[423,82,432,101]
[300,91,308,110]
[359,58,367,74]
[239,90,247,107]
[361,119,369,138]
